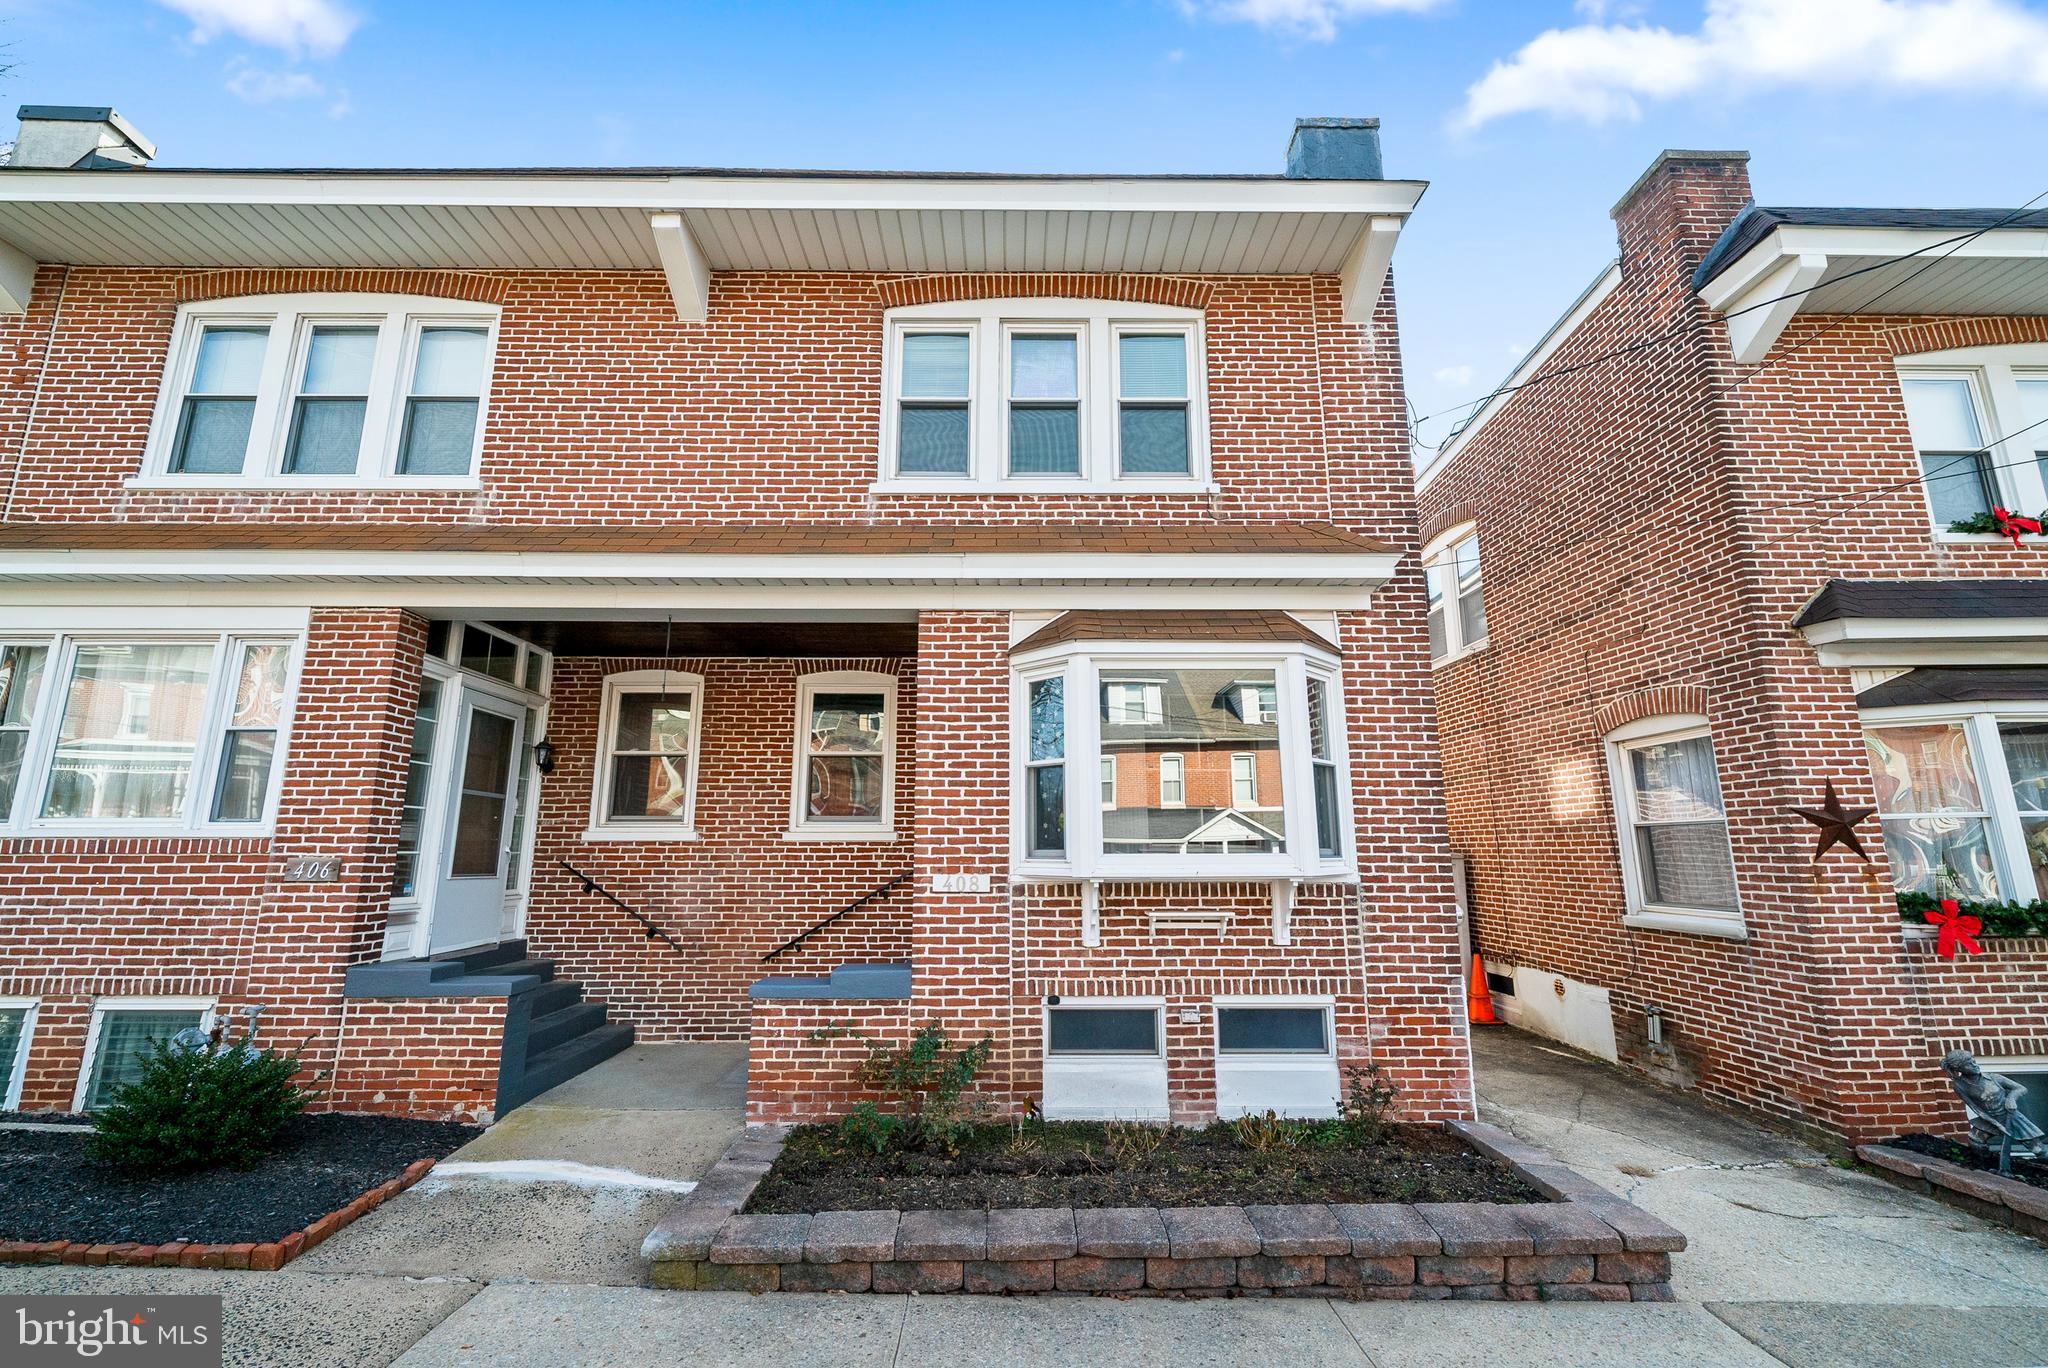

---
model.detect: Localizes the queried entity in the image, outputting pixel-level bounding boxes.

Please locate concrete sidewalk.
[9,1028,2048,1366]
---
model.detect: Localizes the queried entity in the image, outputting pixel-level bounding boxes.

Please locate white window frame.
[1231,752,1258,808]
[1422,522,1487,665]
[1212,994,1340,1120]
[1099,753,1117,810]
[1860,698,2048,902]
[0,624,305,838]
[1010,639,1355,882]
[788,670,898,842]
[72,996,216,1112]
[137,293,499,489]
[877,298,1212,494]
[1603,713,1745,940]
[1158,752,1185,808]
[585,668,705,842]
[0,996,38,1109]
[1041,996,1168,1122]
[1900,345,2048,537]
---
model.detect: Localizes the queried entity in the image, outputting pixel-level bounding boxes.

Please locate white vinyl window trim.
[72,996,216,1112]
[1900,345,2048,537]
[1860,698,2048,903]
[876,298,1212,494]
[1603,713,1746,940]
[1422,523,1487,665]
[1010,639,1355,882]
[787,670,898,841]
[0,997,38,1109]
[135,293,499,489]
[584,669,705,841]
[0,627,304,838]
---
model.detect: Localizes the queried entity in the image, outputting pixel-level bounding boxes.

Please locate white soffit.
[1699,224,2048,364]
[0,169,1424,320]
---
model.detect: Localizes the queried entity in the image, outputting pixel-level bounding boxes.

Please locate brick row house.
[0,108,1474,1128]
[1417,148,2048,1145]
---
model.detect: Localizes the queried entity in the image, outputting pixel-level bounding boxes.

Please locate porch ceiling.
[494,618,917,657]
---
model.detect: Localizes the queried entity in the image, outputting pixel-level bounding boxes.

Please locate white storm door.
[428,688,526,954]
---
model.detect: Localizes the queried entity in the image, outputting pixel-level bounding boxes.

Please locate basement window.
[142,294,498,487]
[75,999,214,1111]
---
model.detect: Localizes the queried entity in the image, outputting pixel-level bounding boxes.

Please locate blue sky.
[4,0,2048,440]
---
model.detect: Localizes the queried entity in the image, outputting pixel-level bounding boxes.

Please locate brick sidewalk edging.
[0,1158,438,1271]
[1859,1144,2048,1242]
[641,1121,1686,1301]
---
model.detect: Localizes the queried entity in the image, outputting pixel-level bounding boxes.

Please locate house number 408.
[930,873,992,894]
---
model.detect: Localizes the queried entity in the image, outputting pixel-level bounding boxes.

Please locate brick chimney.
[1610,149,1751,283]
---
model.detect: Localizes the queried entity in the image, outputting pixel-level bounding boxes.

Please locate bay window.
[1013,642,1350,878]
[1604,715,1743,937]
[144,294,498,485]
[880,299,1209,491]
[0,631,298,835]
[1864,703,2048,901]
[1897,345,2048,532]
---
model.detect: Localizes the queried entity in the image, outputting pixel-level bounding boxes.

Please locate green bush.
[837,1101,903,1156]
[88,1033,311,1175]
[1897,891,2048,939]
[1339,1063,1400,1144]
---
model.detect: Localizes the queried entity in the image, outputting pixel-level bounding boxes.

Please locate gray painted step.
[443,940,527,972]
[524,979,583,1017]
[525,1001,610,1057]
[484,957,555,984]
[505,1023,634,1110]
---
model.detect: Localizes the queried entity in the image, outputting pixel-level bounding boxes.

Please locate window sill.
[1431,639,1489,670]
[123,476,484,493]
[1935,532,2047,546]
[783,826,898,843]
[578,826,700,843]
[0,825,276,842]
[1623,907,1749,940]
[871,478,1217,496]
[1011,864,1358,884]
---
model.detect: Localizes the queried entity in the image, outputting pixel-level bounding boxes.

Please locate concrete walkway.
[8,1029,2048,1366]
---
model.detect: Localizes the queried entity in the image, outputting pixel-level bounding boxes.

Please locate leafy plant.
[1897,891,2048,939]
[811,1021,993,1154]
[1339,1063,1401,1145]
[1103,1119,1167,1164]
[88,1031,312,1175]
[1232,1109,1302,1153]
[836,1101,902,1156]
[1949,509,2048,537]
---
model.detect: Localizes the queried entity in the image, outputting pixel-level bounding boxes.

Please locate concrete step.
[506,1023,634,1110]
[524,979,583,1017]
[442,940,527,973]
[483,957,555,984]
[526,1000,610,1057]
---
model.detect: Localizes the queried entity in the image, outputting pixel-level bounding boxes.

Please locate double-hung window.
[588,670,703,839]
[880,299,1208,491]
[1422,525,1486,662]
[145,294,497,485]
[1014,642,1350,879]
[1863,703,2048,901]
[1604,715,1742,937]
[790,671,897,840]
[0,629,299,835]
[1898,346,2048,532]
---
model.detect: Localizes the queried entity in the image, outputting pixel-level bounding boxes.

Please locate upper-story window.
[1421,525,1486,662]
[878,299,1210,493]
[143,294,498,486]
[1897,347,2048,531]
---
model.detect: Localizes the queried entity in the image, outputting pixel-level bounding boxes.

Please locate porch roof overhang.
[1794,578,2048,666]
[1694,206,2048,364]
[0,521,1404,612]
[0,165,1426,321]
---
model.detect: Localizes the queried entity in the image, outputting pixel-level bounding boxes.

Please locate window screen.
[1047,1007,1159,1055]
[1217,1006,1329,1054]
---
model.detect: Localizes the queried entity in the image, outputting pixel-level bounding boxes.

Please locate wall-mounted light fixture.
[532,737,557,775]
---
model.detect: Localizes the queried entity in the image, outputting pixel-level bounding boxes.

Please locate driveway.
[8,1029,2048,1366]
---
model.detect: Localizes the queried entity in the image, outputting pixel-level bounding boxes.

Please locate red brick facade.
[2,222,1468,1123]
[1417,151,2048,1144]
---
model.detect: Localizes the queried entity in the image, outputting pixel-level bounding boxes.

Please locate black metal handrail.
[760,872,912,964]
[557,859,688,956]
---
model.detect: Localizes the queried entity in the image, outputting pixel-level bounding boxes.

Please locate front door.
[428,687,527,954]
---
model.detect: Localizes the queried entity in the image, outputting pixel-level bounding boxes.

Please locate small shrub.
[836,1101,902,1156]
[827,1022,991,1154]
[88,1032,311,1175]
[1103,1119,1167,1164]
[1232,1109,1299,1153]
[1339,1063,1400,1144]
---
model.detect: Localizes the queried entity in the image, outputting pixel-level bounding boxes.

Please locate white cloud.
[1433,363,1475,386]
[1459,0,2048,128]
[157,0,360,58]
[1180,0,1448,42]
[226,64,325,103]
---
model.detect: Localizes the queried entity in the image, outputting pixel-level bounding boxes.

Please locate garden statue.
[1942,1050,2046,1176]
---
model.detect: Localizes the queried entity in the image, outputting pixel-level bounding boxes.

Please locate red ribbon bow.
[1926,898,1984,958]
[1994,507,2042,549]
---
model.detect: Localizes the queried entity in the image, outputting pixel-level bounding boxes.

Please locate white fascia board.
[0,235,35,314]
[1338,216,1403,323]
[1718,252,1828,364]
[0,170,1427,218]
[1415,259,1622,493]
[648,213,709,321]
[1698,223,2048,319]
[1800,615,2048,668]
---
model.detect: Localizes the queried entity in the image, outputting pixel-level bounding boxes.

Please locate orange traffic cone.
[1466,953,1498,1026]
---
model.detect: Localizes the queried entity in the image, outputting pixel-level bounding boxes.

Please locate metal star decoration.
[1792,780,1877,863]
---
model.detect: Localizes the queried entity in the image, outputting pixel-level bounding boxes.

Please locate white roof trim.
[1415,260,1622,493]
[1798,614,2048,668]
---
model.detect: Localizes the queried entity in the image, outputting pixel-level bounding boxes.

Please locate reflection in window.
[804,691,886,821]
[1865,722,2000,900]
[0,644,48,819]
[1027,676,1065,857]
[1099,667,1286,856]
[606,692,694,822]
[44,644,214,821]
[392,675,442,897]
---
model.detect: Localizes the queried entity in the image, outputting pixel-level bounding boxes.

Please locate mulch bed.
[1888,1132,2048,1193]
[745,1121,1541,1213]
[0,1113,476,1246]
